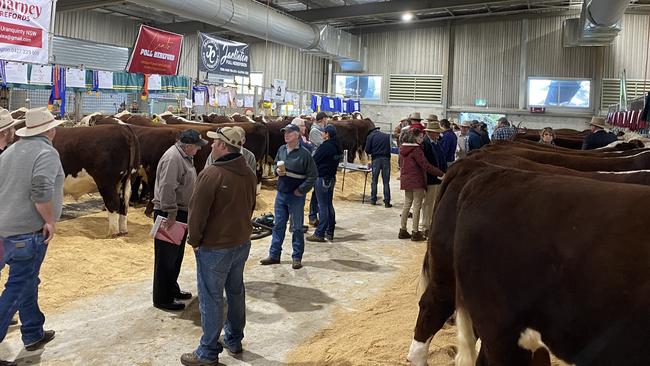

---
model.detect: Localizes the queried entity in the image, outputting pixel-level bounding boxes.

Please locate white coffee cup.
[277,161,286,174]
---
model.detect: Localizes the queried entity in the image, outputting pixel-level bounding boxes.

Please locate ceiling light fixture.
[402,12,414,22]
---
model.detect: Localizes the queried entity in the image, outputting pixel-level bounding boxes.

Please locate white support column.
[443,20,454,117]
[518,19,529,111]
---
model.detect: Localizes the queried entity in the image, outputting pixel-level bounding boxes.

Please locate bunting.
[48,65,66,117]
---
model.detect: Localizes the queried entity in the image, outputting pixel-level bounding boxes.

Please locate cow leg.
[358,148,368,165]
[97,183,122,237]
[118,178,131,235]
[408,284,455,365]
[479,330,532,366]
[407,337,431,366]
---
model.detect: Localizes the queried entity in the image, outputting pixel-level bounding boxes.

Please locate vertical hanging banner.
[127,25,183,75]
[0,0,53,65]
[272,79,286,103]
[198,33,249,76]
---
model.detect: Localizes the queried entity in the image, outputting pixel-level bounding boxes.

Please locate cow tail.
[122,124,140,212]
[416,254,429,299]
[455,303,477,366]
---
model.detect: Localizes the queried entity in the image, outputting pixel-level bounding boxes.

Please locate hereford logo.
[201,36,220,72]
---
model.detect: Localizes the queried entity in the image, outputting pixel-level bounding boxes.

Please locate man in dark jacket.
[479,122,491,146]
[364,126,392,208]
[582,116,618,150]
[439,119,457,165]
[260,124,317,270]
[421,121,447,237]
[467,121,484,151]
[306,125,342,242]
[182,126,257,366]
[0,109,19,155]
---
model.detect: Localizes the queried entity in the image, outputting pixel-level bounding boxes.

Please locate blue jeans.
[371,157,391,204]
[308,190,318,222]
[0,232,48,345]
[269,191,306,260]
[314,177,336,238]
[194,241,251,361]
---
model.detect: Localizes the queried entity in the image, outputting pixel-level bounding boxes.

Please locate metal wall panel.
[250,41,327,92]
[527,15,599,78]
[54,10,140,48]
[451,19,522,109]
[603,14,650,79]
[178,35,199,80]
[355,26,448,103]
[52,36,130,71]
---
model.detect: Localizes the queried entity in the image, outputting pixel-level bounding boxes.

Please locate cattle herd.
[36,109,375,237]
[407,134,650,366]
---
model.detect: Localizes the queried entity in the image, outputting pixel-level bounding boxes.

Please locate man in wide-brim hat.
[420,121,447,237]
[0,107,65,363]
[456,120,473,160]
[426,114,439,122]
[582,116,618,150]
[0,109,21,154]
[408,112,425,132]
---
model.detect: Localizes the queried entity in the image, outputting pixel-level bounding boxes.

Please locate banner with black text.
[0,0,53,64]
[199,33,249,76]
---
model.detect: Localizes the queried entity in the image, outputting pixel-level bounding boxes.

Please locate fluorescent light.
[402,13,414,22]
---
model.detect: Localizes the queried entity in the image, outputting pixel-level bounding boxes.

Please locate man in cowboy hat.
[0,109,20,155]
[582,116,618,150]
[152,129,207,311]
[456,120,472,160]
[182,127,257,366]
[420,121,447,238]
[0,107,64,362]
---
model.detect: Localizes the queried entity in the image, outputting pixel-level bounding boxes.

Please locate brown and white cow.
[54,124,140,237]
[408,155,650,366]
[453,168,650,366]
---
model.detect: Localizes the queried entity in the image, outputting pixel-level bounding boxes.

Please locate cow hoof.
[407,339,430,366]
[118,231,128,237]
[108,233,121,239]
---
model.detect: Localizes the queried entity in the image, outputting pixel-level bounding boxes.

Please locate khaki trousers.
[401,189,425,232]
[420,184,440,232]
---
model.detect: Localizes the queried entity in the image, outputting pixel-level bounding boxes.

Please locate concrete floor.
[0,175,418,365]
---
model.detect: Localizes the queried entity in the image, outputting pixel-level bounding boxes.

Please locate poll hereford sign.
[127,25,183,76]
[199,33,249,76]
[0,0,53,64]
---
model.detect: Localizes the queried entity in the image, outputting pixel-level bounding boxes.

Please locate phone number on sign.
[0,47,40,56]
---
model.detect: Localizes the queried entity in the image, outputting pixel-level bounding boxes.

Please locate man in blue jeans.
[365,126,393,208]
[260,124,317,270]
[306,125,342,242]
[308,112,328,226]
[0,108,64,365]
[182,126,257,366]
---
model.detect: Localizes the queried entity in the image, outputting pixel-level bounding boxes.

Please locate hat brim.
[15,119,65,137]
[207,131,240,148]
[424,128,445,133]
[281,127,300,133]
[0,119,23,133]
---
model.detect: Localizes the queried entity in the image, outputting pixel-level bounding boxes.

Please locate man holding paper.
[181,127,256,366]
[152,129,207,311]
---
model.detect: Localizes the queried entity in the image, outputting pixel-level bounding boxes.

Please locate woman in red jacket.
[399,129,444,241]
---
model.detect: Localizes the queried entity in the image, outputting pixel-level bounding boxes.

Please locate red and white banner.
[0,0,53,65]
[126,25,183,76]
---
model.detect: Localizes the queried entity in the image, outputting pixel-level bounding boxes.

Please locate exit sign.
[475,99,487,107]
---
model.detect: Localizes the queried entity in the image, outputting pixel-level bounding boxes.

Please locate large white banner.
[0,0,53,65]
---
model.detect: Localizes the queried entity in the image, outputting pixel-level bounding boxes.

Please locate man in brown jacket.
[152,129,206,311]
[181,127,257,366]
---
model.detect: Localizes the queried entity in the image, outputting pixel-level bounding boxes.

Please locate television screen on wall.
[528,78,591,108]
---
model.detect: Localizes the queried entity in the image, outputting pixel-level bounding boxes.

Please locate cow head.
[79,112,104,126]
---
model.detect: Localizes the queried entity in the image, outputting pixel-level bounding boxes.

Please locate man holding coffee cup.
[260,124,317,270]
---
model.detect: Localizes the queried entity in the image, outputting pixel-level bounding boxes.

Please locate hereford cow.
[408,157,650,366]
[54,124,140,237]
[453,168,650,366]
[157,111,208,125]
[330,121,358,163]
[201,113,234,124]
[115,111,161,127]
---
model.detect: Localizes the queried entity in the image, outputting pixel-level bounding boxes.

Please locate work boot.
[180,352,218,366]
[25,330,56,351]
[411,231,426,242]
[306,234,325,242]
[292,259,303,269]
[384,202,393,208]
[260,257,280,265]
[398,229,411,239]
[325,234,334,241]
[308,218,319,226]
[369,200,377,205]
[0,359,16,366]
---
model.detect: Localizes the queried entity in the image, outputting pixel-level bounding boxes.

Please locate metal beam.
[57,0,125,12]
[290,0,562,22]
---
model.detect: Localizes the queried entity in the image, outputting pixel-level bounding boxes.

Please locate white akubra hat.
[0,109,21,133]
[15,107,65,137]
